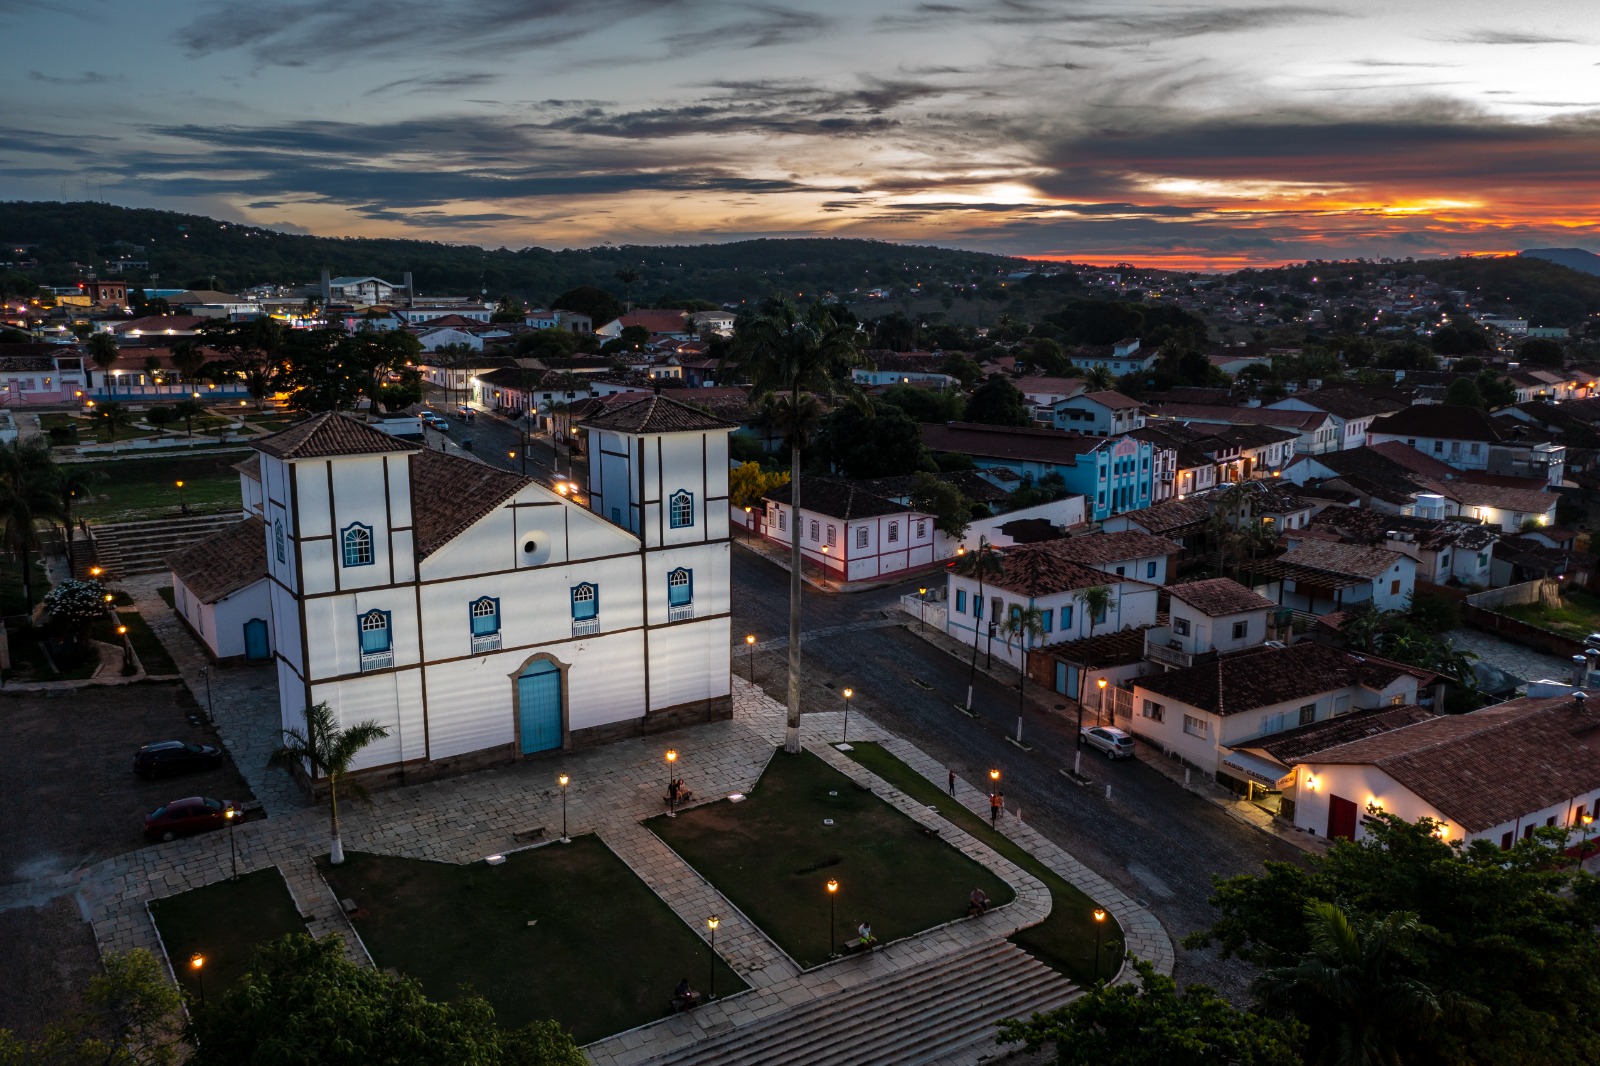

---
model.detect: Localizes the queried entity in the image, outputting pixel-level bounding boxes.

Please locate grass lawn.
[0,555,47,617]
[71,452,251,523]
[652,748,1013,969]
[148,867,306,1001]
[841,743,1119,985]
[323,838,745,1043]
[1502,588,1600,641]
[157,586,175,610]
[98,608,178,675]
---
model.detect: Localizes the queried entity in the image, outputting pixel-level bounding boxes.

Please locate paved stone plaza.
[2,580,1173,1065]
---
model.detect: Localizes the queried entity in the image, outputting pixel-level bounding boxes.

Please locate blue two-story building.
[922,422,1155,522]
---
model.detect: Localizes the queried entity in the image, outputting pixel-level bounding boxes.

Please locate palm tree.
[999,605,1045,742]
[722,300,863,753]
[1074,584,1114,742]
[0,440,60,614]
[86,331,119,389]
[952,535,1005,712]
[614,268,640,311]
[268,702,390,865]
[1083,366,1116,392]
[1253,901,1442,1066]
[173,398,205,438]
[1235,519,1280,588]
[52,464,103,575]
[97,401,134,442]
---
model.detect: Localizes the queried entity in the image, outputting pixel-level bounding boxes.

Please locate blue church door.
[517,660,563,755]
[243,618,270,661]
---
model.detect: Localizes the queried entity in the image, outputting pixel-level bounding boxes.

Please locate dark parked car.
[143,797,240,842]
[133,740,224,779]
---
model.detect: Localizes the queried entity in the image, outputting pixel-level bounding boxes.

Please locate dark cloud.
[28,70,113,85]
[364,72,502,97]
[664,5,828,51]
[1443,29,1583,45]
[878,1,1340,39]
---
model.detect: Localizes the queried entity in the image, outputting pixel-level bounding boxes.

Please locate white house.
[761,479,938,583]
[945,542,1161,671]
[1368,405,1565,486]
[1287,690,1600,846]
[1272,539,1416,615]
[1069,338,1155,375]
[173,401,734,789]
[415,326,485,352]
[1050,391,1145,435]
[1141,577,1281,672]
[168,517,274,663]
[1127,641,1435,785]
[1050,530,1178,585]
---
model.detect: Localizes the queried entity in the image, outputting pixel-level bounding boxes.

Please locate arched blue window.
[274,519,286,564]
[571,582,598,621]
[469,596,499,635]
[358,609,391,653]
[667,568,693,607]
[342,523,374,568]
[669,490,694,529]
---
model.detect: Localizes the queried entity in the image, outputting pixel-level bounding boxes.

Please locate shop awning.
[1222,750,1294,789]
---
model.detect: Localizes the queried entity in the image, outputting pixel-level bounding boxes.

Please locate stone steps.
[639,940,1075,1066]
[92,512,244,577]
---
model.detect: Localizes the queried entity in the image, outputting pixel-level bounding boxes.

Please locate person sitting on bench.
[856,921,877,947]
[967,887,990,918]
[671,977,700,1012]
[666,778,694,806]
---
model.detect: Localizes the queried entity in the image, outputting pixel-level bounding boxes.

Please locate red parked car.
[143,797,240,842]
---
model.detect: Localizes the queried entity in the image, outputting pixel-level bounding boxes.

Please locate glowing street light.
[841,687,854,742]
[558,773,570,842]
[706,915,720,998]
[665,749,679,818]
[825,879,839,957]
[745,633,756,682]
[189,953,207,1006]
[1092,908,1107,982]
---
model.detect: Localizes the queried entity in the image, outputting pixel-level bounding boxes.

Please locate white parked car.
[1081,726,1136,760]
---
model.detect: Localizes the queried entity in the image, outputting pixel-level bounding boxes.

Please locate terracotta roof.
[658,387,754,421]
[166,518,266,604]
[1138,642,1434,717]
[763,478,909,521]
[1169,577,1275,617]
[854,470,1010,505]
[1149,404,1331,433]
[1294,692,1600,833]
[410,449,533,559]
[986,542,1145,598]
[231,454,261,480]
[1053,531,1179,566]
[617,310,691,333]
[581,394,738,434]
[1077,390,1144,410]
[1253,704,1438,763]
[921,422,1106,464]
[1279,389,1404,420]
[1369,404,1507,444]
[1040,624,1160,669]
[253,412,420,461]
[109,315,207,334]
[1278,539,1408,580]
[1422,478,1555,515]
[1363,441,1461,479]
[1113,495,1213,537]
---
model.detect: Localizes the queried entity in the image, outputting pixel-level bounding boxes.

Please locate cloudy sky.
[4,0,1598,268]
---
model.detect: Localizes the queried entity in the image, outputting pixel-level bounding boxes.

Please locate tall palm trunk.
[785,433,803,753]
[329,777,344,865]
[965,574,986,711]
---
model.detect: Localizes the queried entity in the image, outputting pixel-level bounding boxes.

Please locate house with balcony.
[761,478,938,583]
[169,400,734,790]
[1367,405,1565,486]
[1266,539,1416,615]
[1147,403,1341,455]
[1052,530,1179,585]
[1125,641,1437,787]
[1304,508,1499,588]
[920,422,1155,521]
[1267,388,1402,451]
[1049,391,1145,435]
[1143,577,1285,672]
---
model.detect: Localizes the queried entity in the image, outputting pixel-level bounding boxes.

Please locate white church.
[168,397,735,784]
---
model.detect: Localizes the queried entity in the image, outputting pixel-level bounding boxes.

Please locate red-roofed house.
[1049,390,1145,435]
[595,310,693,341]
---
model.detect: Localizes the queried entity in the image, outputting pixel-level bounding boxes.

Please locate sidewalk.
[733,536,942,596]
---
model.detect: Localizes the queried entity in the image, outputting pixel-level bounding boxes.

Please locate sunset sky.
[4,0,1598,269]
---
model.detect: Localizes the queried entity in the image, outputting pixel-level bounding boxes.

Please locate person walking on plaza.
[948,768,956,796]
[990,790,1003,825]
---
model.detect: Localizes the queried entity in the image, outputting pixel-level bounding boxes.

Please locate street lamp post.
[1092,908,1107,983]
[665,749,678,818]
[558,774,570,842]
[986,621,996,669]
[917,587,927,633]
[117,624,131,673]
[841,687,853,742]
[225,808,238,880]
[1096,677,1108,727]
[199,665,214,725]
[189,953,206,1007]
[1582,812,1594,861]
[819,545,830,589]
[743,506,753,544]
[745,634,756,682]
[825,879,838,957]
[176,479,188,515]
[707,915,720,999]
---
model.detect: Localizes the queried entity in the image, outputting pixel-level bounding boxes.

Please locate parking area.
[0,681,258,886]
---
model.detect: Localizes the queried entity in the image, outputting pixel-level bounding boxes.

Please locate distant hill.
[1521,247,1600,276]
[0,201,1025,308]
